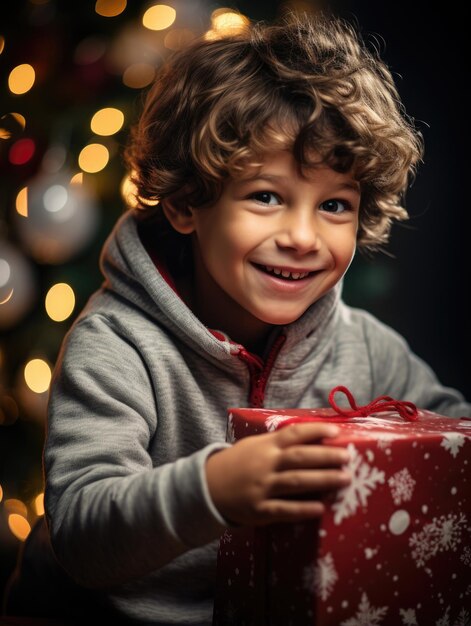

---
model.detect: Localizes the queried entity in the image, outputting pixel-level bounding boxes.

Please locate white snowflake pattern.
[454,608,471,626]
[374,432,411,452]
[409,512,468,569]
[461,546,471,566]
[432,513,467,550]
[265,414,292,432]
[436,606,451,626]
[340,592,388,626]
[409,528,436,569]
[388,468,416,505]
[226,414,236,443]
[434,606,471,626]
[302,552,338,601]
[399,608,418,625]
[441,432,466,458]
[466,583,471,596]
[332,443,385,525]
[434,606,470,626]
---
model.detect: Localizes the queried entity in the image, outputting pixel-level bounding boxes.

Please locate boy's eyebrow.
[333,181,361,194]
[242,173,361,193]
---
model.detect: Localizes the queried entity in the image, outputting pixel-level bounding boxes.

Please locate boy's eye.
[251,191,281,206]
[320,199,352,214]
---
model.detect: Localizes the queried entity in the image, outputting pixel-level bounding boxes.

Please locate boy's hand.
[206,423,350,526]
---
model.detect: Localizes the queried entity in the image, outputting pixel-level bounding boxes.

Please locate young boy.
[41,11,469,626]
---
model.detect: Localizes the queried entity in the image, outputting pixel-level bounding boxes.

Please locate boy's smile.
[165,150,360,353]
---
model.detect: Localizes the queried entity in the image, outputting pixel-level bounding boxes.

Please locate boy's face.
[174,150,360,346]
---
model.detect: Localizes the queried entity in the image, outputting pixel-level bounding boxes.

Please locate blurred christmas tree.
[0,0,267,597]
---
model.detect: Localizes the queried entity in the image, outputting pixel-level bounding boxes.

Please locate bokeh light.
[121,172,158,208]
[142,4,176,31]
[4,499,28,517]
[43,184,68,213]
[0,289,13,305]
[9,138,36,165]
[0,240,37,329]
[120,172,138,208]
[0,112,26,140]
[8,64,36,95]
[24,358,52,394]
[78,143,110,173]
[45,283,75,322]
[8,514,31,542]
[15,187,28,217]
[34,493,45,516]
[206,9,249,39]
[122,63,155,89]
[95,0,127,18]
[11,112,26,129]
[0,259,10,289]
[0,36,5,55]
[90,107,124,136]
[70,172,84,185]
[212,8,249,29]
[14,172,100,264]
[0,484,3,503]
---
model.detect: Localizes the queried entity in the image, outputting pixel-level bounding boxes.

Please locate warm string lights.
[142,4,176,30]
[0,0,250,549]
[8,63,36,95]
[0,113,26,140]
[95,0,127,18]
[3,493,45,542]
[91,107,124,135]
[45,283,76,322]
[205,8,250,40]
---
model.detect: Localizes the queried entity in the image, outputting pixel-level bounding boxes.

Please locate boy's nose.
[275,211,322,254]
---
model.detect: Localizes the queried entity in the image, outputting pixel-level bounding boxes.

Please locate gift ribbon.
[328,385,419,422]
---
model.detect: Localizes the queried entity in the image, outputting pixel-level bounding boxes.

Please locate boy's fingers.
[269,469,351,496]
[278,444,350,470]
[275,422,340,448]
[255,499,326,524]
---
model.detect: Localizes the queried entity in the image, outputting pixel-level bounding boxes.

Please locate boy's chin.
[255,308,311,326]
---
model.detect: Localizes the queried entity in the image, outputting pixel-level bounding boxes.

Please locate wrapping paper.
[213,404,471,625]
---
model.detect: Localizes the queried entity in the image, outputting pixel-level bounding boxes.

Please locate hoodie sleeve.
[359,310,471,417]
[44,313,230,589]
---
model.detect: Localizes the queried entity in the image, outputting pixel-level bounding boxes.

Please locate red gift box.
[213,389,471,626]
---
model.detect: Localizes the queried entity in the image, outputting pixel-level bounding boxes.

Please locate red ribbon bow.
[328,386,419,422]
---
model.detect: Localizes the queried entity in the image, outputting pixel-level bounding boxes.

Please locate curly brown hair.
[125,11,423,250]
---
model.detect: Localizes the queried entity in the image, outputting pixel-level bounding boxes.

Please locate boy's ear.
[160,196,195,235]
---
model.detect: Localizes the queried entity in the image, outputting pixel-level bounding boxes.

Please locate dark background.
[333,0,470,400]
[0,0,469,612]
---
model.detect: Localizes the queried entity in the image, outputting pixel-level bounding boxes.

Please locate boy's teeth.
[262,265,310,281]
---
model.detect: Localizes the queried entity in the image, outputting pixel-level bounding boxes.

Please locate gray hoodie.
[44,210,470,625]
